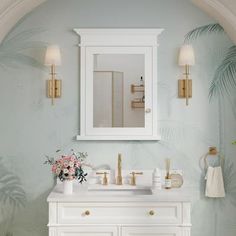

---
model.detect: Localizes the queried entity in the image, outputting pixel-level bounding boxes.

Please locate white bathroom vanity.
[47,184,191,236]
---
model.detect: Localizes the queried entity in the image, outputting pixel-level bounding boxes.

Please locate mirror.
[93,54,145,128]
[74,28,163,140]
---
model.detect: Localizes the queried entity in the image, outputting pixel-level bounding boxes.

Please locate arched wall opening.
[0,0,235,43]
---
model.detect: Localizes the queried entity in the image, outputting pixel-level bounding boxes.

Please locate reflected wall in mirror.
[93,54,145,128]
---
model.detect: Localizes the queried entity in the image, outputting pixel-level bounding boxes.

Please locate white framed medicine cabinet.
[74,28,164,140]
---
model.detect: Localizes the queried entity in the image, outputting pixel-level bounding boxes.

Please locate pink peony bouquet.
[44,150,87,183]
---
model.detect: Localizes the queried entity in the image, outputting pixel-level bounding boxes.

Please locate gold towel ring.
[200,147,224,170]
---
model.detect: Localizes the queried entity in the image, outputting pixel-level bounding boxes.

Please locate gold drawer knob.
[149,210,155,216]
[85,210,90,216]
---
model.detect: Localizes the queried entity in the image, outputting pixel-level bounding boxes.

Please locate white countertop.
[47,183,192,202]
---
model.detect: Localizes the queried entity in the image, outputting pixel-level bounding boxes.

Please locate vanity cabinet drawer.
[122,226,182,236]
[57,202,182,225]
[57,226,118,236]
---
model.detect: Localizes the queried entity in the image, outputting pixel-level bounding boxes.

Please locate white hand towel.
[205,166,225,198]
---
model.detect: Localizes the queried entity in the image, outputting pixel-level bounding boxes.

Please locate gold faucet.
[130,172,143,186]
[116,153,123,185]
[96,172,108,185]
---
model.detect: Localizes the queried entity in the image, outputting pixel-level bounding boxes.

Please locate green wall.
[0,0,235,235]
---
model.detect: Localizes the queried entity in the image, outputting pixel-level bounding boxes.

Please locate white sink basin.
[88,184,152,196]
[88,189,152,196]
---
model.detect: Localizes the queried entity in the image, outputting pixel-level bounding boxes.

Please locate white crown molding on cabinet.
[192,0,236,44]
[0,0,46,42]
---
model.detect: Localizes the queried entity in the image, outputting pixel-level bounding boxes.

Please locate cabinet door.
[122,227,181,236]
[85,46,154,137]
[57,226,118,236]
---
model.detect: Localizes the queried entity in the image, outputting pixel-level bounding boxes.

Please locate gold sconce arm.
[185,64,189,106]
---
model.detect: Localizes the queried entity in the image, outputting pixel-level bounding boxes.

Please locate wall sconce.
[45,45,62,105]
[178,44,195,106]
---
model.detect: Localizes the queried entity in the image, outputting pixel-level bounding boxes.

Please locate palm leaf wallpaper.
[0,158,26,236]
[209,45,236,98]
[0,28,47,236]
[0,29,47,70]
[183,22,236,236]
[185,23,224,42]
[185,23,236,104]
[0,1,235,236]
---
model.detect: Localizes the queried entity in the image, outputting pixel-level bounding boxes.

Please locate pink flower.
[75,161,81,168]
[56,163,62,168]
[63,161,69,168]
[56,168,61,175]
[46,150,87,182]
[69,161,74,167]
[52,164,57,173]
[63,156,70,161]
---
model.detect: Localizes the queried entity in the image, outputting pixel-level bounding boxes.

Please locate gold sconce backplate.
[178,79,192,98]
[47,79,62,98]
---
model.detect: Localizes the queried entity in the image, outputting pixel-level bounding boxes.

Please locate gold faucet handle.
[130,172,143,186]
[133,172,143,175]
[96,172,108,185]
[130,171,143,176]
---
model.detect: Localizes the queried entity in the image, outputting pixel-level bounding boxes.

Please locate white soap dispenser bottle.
[152,168,162,190]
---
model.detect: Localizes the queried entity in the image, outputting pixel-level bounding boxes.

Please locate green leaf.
[184,23,236,105]
[5,232,13,236]
[0,163,27,217]
[209,46,236,99]
[1,28,46,46]
[0,53,46,70]
[0,28,47,71]
[0,41,47,53]
[185,23,224,42]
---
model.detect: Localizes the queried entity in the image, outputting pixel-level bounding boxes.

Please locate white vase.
[63,180,73,195]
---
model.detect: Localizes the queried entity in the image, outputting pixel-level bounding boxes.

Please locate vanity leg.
[49,227,57,236]
[182,227,191,236]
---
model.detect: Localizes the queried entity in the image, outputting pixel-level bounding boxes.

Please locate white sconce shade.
[45,45,62,66]
[178,44,195,66]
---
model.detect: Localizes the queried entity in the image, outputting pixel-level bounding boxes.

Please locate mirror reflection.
[93,54,145,128]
